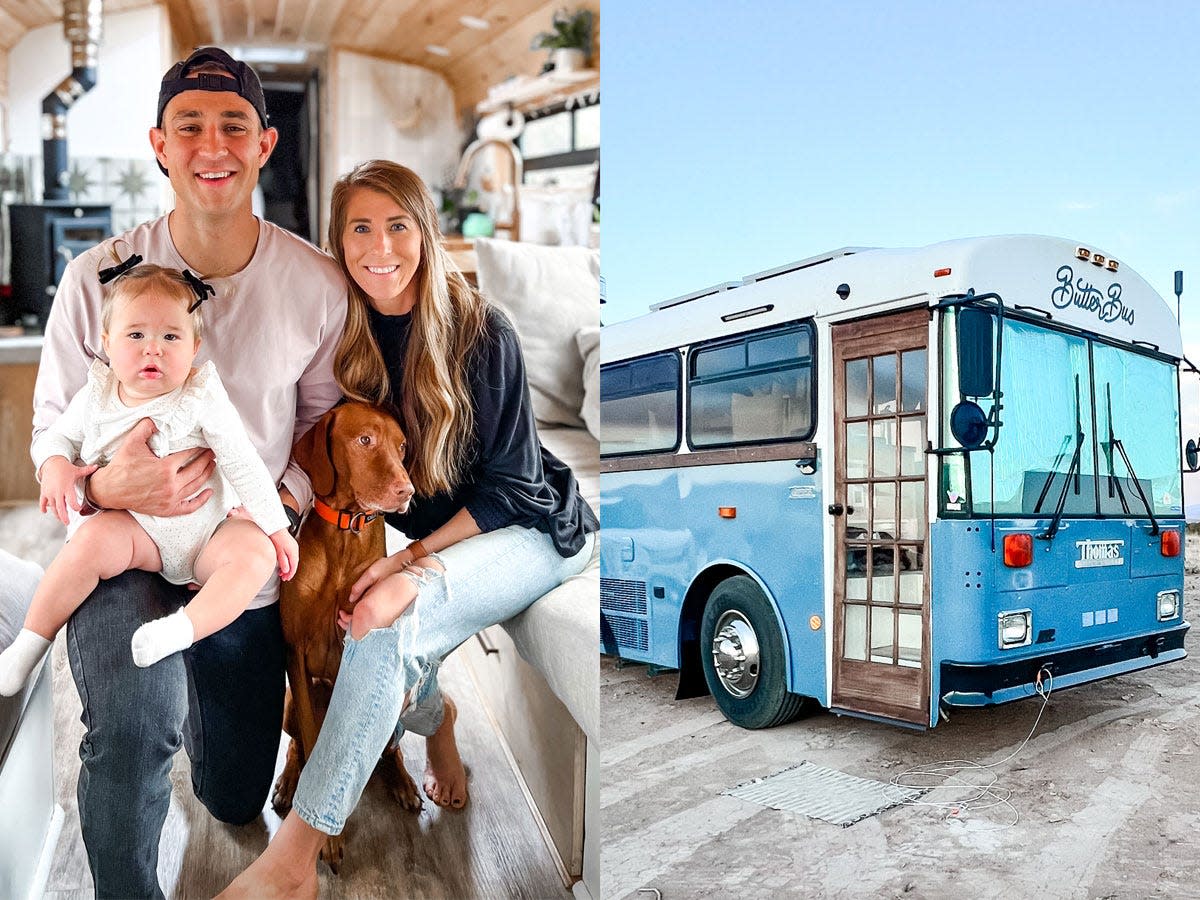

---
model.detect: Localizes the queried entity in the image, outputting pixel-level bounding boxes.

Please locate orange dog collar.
[312,497,382,534]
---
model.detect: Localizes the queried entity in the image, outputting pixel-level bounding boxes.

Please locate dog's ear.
[293,409,336,497]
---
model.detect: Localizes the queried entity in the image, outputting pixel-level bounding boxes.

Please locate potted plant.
[530,7,593,73]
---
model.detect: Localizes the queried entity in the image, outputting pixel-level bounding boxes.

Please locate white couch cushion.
[473,238,600,429]
[576,326,600,441]
[503,423,598,741]
[502,546,598,743]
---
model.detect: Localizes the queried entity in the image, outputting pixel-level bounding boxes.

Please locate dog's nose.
[393,478,414,499]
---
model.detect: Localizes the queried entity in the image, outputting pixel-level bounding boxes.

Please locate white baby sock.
[0,628,52,696]
[131,608,195,668]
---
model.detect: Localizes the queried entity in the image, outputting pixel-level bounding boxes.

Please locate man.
[32,48,346,899]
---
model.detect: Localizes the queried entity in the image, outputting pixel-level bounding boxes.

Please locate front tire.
[700,575,807,729]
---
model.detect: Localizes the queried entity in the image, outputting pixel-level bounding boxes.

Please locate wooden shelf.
[477,69,599,114]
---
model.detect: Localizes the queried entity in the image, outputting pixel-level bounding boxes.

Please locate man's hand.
[88,417,216,516]
[270,529,300,581]
[38,456,99,525]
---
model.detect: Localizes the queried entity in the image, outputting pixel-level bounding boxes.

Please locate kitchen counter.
[443,236,478,284]
[0,337,41,503]
[0,335,43,364]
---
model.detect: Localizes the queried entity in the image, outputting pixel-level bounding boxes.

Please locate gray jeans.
[65,570,285,900]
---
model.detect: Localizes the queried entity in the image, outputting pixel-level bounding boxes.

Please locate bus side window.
[690,323,814,448]
[600,353,681,456]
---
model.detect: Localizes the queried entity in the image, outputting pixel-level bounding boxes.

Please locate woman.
[222,160,597,898]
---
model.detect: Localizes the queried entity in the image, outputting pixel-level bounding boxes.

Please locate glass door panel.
[832,310,930,723]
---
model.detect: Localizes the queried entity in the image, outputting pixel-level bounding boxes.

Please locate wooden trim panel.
[601,440,816,474]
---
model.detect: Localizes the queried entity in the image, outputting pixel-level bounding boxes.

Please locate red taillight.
[1162,530,1181,557]
[1004,533,1033,567]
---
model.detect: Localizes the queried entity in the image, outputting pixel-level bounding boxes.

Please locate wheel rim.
[711,609,761,698]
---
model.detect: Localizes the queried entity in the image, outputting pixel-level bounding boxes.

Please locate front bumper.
[940,622,1189,707]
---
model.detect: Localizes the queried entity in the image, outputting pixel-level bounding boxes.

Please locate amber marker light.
[718,507,737,519]
[1003,533,1033,567]
[934,267,952,277]
[1161,530,1181,557]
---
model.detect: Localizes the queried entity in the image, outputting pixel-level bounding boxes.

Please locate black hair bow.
[182,270,216,313]
[97,253,144,285]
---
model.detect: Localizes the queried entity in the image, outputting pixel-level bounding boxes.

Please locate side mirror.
[950,401,989,449]
[957,307,994,397]
[1187,439,1199,472]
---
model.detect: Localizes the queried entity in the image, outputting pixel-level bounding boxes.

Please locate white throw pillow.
[473,238,600,428]
[576,326,600,441]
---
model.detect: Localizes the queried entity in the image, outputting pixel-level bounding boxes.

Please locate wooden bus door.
[831,309,930,725]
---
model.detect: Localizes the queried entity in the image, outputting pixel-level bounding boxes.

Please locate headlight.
[998,609,1032,649]
[1157,591,1180,622]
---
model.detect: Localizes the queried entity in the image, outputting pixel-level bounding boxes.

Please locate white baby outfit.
[31,358,290,584]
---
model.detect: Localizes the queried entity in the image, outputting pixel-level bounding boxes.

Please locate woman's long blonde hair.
[329,160,487,496]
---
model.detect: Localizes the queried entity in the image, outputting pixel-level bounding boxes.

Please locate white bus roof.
[602,235,1183,362]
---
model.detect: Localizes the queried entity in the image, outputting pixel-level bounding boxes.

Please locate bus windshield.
[940,310,1183,518]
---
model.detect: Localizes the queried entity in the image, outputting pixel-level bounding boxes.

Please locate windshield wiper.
[1103,383,1160,536]
[1038,374,1083,542]
[1034,433,1075,514]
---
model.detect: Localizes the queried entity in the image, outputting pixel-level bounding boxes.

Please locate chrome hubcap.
[711,610,761,698]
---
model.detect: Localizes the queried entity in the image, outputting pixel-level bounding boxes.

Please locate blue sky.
[600,0,1200,356]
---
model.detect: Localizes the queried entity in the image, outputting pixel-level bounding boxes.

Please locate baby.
[0,263,299,696]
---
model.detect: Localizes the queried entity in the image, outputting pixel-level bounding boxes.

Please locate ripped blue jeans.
[291,524,595,834]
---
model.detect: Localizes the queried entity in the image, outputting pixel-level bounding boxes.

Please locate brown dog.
[270,401,419,872]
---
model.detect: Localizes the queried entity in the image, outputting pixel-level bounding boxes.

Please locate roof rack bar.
[742,246,871,284]
[650,280,742,311]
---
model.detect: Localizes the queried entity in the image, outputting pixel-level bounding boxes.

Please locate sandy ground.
[600,545,1200,900]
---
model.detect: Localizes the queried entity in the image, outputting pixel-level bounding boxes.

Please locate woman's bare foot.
[424,693,469,809]
[217,812,322,900]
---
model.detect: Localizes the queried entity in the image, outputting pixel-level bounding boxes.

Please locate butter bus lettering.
[1051,265,1135,327]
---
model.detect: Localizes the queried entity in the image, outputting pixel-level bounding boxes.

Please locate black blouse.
[368,304,598,557]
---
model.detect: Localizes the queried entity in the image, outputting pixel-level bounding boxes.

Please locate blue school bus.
[599,236,1191,729]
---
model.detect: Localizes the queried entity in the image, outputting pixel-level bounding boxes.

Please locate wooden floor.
[0,503,570,900]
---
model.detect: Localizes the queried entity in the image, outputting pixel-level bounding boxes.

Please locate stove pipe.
[42,0,103,201]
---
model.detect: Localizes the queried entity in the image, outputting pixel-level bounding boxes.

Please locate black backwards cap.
[157,47,269,129]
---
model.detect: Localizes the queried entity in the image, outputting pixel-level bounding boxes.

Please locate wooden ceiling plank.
[0,6,31,52]
[272,0,288,39]
[221,1,246,45]
[439,0,547,60]
[297,0,322,43]
[200,0,223,44]
[363,0,430,57]
[424,0,514,47]
[371,0,443,50]
[249,0,274,40]
[330,0,390,46]
[8,2,52,30]
[162,0,201,51]
[303,0,351,46]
